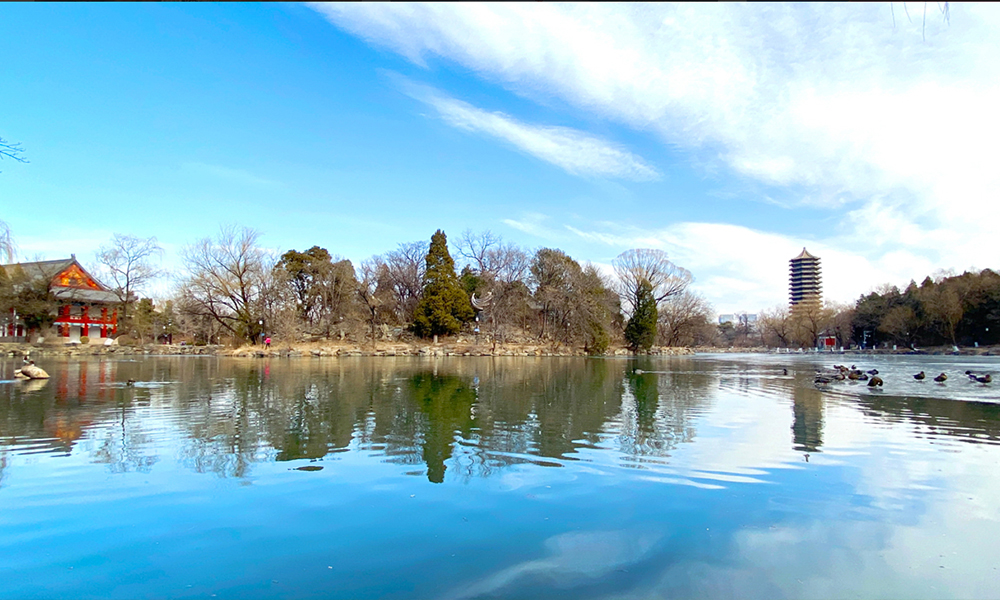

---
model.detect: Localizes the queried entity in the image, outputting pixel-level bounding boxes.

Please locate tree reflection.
[408,373,477,483]
[856,394,1000,445]
[92,399,158,474]
[618,360,710,460]
[25,357,1000,486]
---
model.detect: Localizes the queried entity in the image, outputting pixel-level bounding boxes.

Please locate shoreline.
[2,342,996,359]
[0,341,696,358]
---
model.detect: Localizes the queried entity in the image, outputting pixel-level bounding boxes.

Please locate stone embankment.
[0,342,219,357]
[228,343,695,358]
[1,341,695,359]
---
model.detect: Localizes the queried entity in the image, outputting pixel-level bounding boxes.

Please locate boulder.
[20,363,50,379]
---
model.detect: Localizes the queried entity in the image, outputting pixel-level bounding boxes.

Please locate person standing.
[264,337,271,349]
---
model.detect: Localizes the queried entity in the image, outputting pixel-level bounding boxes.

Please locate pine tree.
[411,230,474,338]
[624,279,657,351]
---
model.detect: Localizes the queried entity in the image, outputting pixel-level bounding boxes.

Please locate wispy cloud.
[313,3,1000,304]
[399,81,659,181]
[502,212,563,241]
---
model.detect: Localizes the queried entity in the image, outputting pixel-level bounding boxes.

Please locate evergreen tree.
[411,230,474,338]
[624,279,657,351]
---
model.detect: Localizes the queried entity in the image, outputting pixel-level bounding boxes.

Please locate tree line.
[753,269,1000,349]
[1,221,717,352]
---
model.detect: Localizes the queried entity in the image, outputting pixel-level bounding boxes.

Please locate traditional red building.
[1,256,119,343]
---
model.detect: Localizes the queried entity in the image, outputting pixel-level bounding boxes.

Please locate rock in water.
[20,364,50,379]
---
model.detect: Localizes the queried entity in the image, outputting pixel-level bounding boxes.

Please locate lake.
[2,353,1000,599]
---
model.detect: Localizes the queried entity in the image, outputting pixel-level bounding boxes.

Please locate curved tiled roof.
[792,247,818,260]
[1,257,119,304]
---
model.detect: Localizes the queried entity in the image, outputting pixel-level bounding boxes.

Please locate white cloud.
[312,3,1000,308]
[561,220,904,313]
[400,82,659,180]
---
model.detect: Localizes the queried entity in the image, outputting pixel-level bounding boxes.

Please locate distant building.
[789,247,822,306]
[1,256,119,343]
[718,313,758,325]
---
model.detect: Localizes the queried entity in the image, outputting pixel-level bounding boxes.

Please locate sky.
[1,3,998,314]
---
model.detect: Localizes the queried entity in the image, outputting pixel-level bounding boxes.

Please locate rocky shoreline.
[1,341,696,359]
[4,341,994,359]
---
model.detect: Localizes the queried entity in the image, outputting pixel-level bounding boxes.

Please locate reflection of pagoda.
[789,248,822,306]
[791,384,824,453]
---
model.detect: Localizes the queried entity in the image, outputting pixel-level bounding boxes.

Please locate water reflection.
[4,356,1000,599]
[856,393,1000,445]
[2,356,1000,486]
[791,384,825,454]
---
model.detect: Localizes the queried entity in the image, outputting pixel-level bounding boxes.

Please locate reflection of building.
[789,248,822,306]
[2,256,119,343]
[791,384,824,453]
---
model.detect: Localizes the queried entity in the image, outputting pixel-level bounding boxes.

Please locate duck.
[913,371,926,380]
[933,373,947,382]
[126,379,136,387]
[974,373,992,384]
[815,375,833,385]
[868,376,884,387]
[866,369,879,376]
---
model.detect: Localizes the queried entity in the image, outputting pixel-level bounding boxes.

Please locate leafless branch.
[612,248,692,317]
[0,137,28,166]
[0,220,16,263]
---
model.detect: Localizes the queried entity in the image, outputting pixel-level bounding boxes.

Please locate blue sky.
[2,3,997,312]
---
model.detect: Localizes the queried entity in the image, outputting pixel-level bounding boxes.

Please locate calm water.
[2,354,1000,599]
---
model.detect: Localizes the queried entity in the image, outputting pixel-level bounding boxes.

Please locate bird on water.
[868,376,884,387]
[934,373,947,382]
[913,371,926,380]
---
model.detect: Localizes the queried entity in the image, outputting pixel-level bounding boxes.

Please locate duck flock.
[814,365,992,388]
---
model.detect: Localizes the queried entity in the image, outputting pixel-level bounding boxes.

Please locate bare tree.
[357,256,390,347]
[179,225,273,343]
[383,241,427,325]
[657,291,714,347]
[613,249,692,318]
[759,305,793,347]
[790,301,834,348]
[457,230,533,282]
[0,220,14,263]
[456,230,533,348]
[456,229,502,273]
[95,234,163,320]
